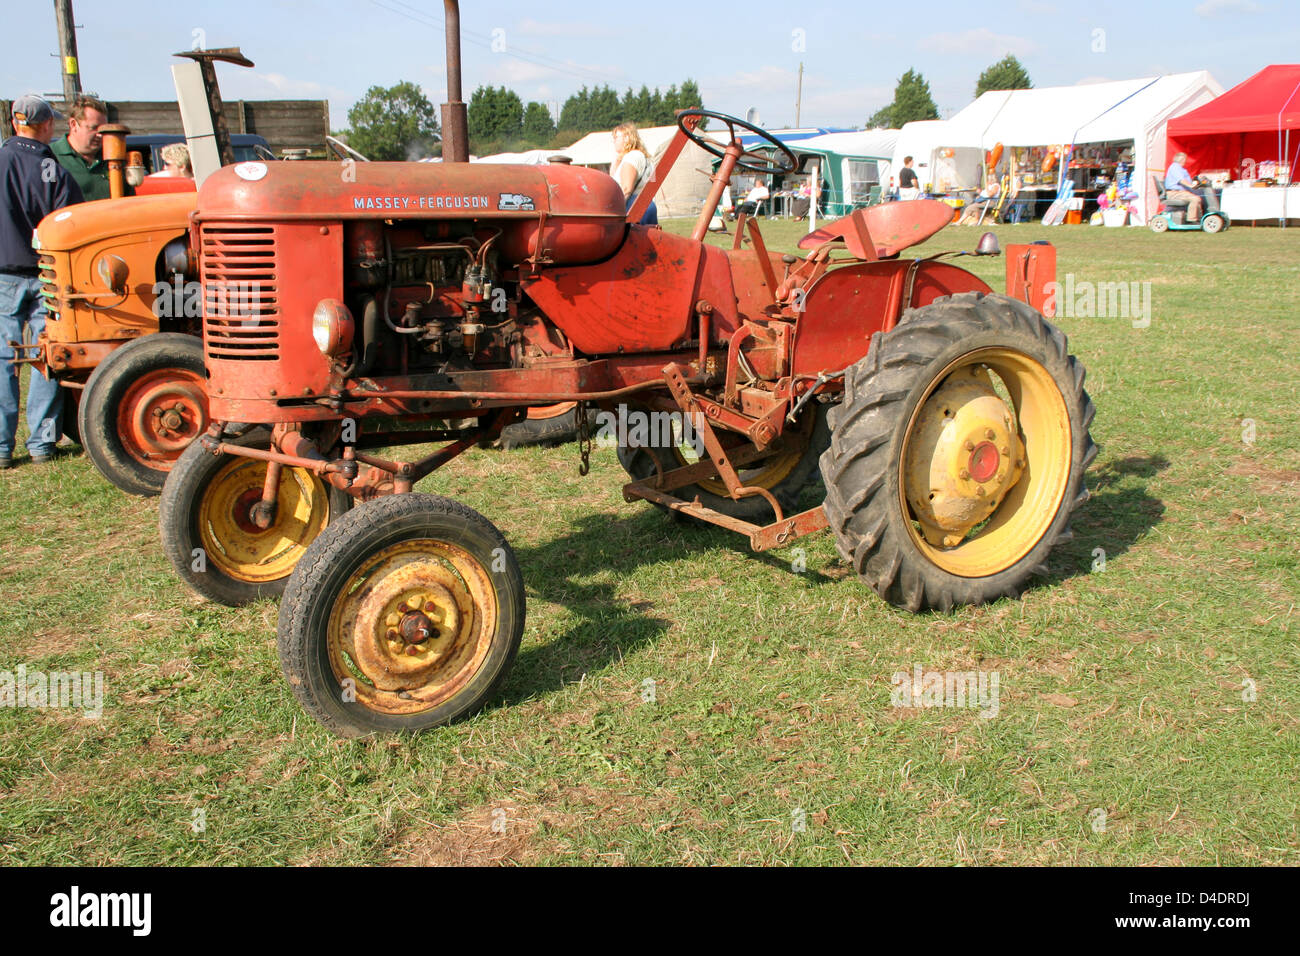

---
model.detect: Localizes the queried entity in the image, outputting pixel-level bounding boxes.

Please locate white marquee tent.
[894,71,1222,223]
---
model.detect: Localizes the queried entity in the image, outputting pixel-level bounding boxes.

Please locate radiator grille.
[37,254,58,321]
[201,225,279,360]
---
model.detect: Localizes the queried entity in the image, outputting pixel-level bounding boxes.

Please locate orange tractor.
[32,191,207,495]
[159,3,1094,736]
[25,49,305,496]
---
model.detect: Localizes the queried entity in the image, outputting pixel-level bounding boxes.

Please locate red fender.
[790,260,993,377]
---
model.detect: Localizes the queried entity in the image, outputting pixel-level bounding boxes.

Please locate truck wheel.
[159,428,351,606]
[497,402,584,450]
[79,333,208,496]
[820,292,1096,612]
[277,493,526,737]
[617,404,830,522]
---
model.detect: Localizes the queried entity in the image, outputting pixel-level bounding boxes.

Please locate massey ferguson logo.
[498,192,535,211]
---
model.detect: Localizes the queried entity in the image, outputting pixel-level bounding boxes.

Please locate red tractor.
[160,12,1094,737]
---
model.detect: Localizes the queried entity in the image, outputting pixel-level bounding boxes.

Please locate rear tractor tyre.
[617,403,831,523]
[159,428,352,606]
[819,292,1096,613]
[277,493,526,737]
[497,402,587,450]
[79,333,208,496]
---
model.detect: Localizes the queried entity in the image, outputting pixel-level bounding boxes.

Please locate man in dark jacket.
[1,94,84,468]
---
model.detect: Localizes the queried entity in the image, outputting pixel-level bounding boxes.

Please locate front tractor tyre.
[277,493,526,737]
[820,292,1097,613]
[159,428,351,606]
[79,333,209,496]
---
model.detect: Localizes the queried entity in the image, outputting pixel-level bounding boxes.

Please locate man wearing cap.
[50,94,117,201]
[0,94,84,468]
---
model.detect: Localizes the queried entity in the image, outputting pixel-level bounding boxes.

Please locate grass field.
[1,218,1296,865]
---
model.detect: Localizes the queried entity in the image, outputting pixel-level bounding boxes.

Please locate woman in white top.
[610,121,658,225]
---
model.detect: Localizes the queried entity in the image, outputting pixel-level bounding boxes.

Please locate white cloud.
[917,29,1038,57]
[701,66,892,128]
[512,18,616,39]
[1195,0,1261,15]
[1018,0,1059,12]
[223,71,350,104]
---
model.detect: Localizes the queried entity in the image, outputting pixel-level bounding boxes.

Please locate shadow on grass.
[498,455,1168,704]
[498,498,834,705]
[1041,453,1169,586]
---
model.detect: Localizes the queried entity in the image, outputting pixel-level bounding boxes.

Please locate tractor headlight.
[312,299,354,357]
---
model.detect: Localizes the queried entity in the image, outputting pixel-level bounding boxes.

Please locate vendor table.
[1220,183,1300,222]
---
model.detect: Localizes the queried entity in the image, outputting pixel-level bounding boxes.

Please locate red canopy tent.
[1166,64,1300,178]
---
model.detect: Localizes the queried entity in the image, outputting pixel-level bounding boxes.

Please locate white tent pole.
[1277,80,1300,226]
[810,157,820,231]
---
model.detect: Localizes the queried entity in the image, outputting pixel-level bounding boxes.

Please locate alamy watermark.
[152,278,266,320]
[593,404,706,457]
[890,665,1000,718]
[1043,274,1151,328]
[0,665,103,718]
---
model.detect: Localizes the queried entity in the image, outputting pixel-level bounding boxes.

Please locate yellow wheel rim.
[900,347,1071,578]
[198,458,332,583]
[674,410,814,497]
[326,540,497,716]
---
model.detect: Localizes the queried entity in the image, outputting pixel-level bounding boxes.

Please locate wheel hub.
[350,567,468,692]
[904,369,1025,548]
[124,376,206,462]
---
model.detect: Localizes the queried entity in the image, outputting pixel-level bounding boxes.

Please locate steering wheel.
[676,108,798,176]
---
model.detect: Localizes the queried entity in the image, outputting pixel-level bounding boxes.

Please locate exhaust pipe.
[99,124,131,198]
[440,0,469,163]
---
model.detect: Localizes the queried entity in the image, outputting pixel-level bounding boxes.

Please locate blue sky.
[4,0,1296,131]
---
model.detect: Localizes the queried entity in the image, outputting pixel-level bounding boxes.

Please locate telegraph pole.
[53,0,82,102]
[795,62,803,127]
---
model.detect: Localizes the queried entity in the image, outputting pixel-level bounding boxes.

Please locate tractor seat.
[797,199,954,259]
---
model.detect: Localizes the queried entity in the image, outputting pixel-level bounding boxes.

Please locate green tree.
[975,54,1032,98]
[558,79,703,135]
[677,79,703,113]
[867,69,939,128]
[558,86,588,131]
[589,85,621,128]
[522,101,556,145]
[345,81,439,160]
[866,104,894,129]
[468,85,524,148]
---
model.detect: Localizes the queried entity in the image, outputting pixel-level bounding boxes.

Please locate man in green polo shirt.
[50,93,123,201]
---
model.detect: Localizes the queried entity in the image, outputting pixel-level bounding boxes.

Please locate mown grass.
[0,219,1296,865]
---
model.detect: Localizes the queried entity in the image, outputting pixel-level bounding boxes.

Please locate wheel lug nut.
[964,440,975,451]
[386,628,399,640]
[1000,445,1010,455]
[423,600,436,612]
[405,645,420,656]
[152,407,163,417]
[985,428,996,440]
[976,485,987,497]
[396,602,409,613]
[958,468,970,480]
